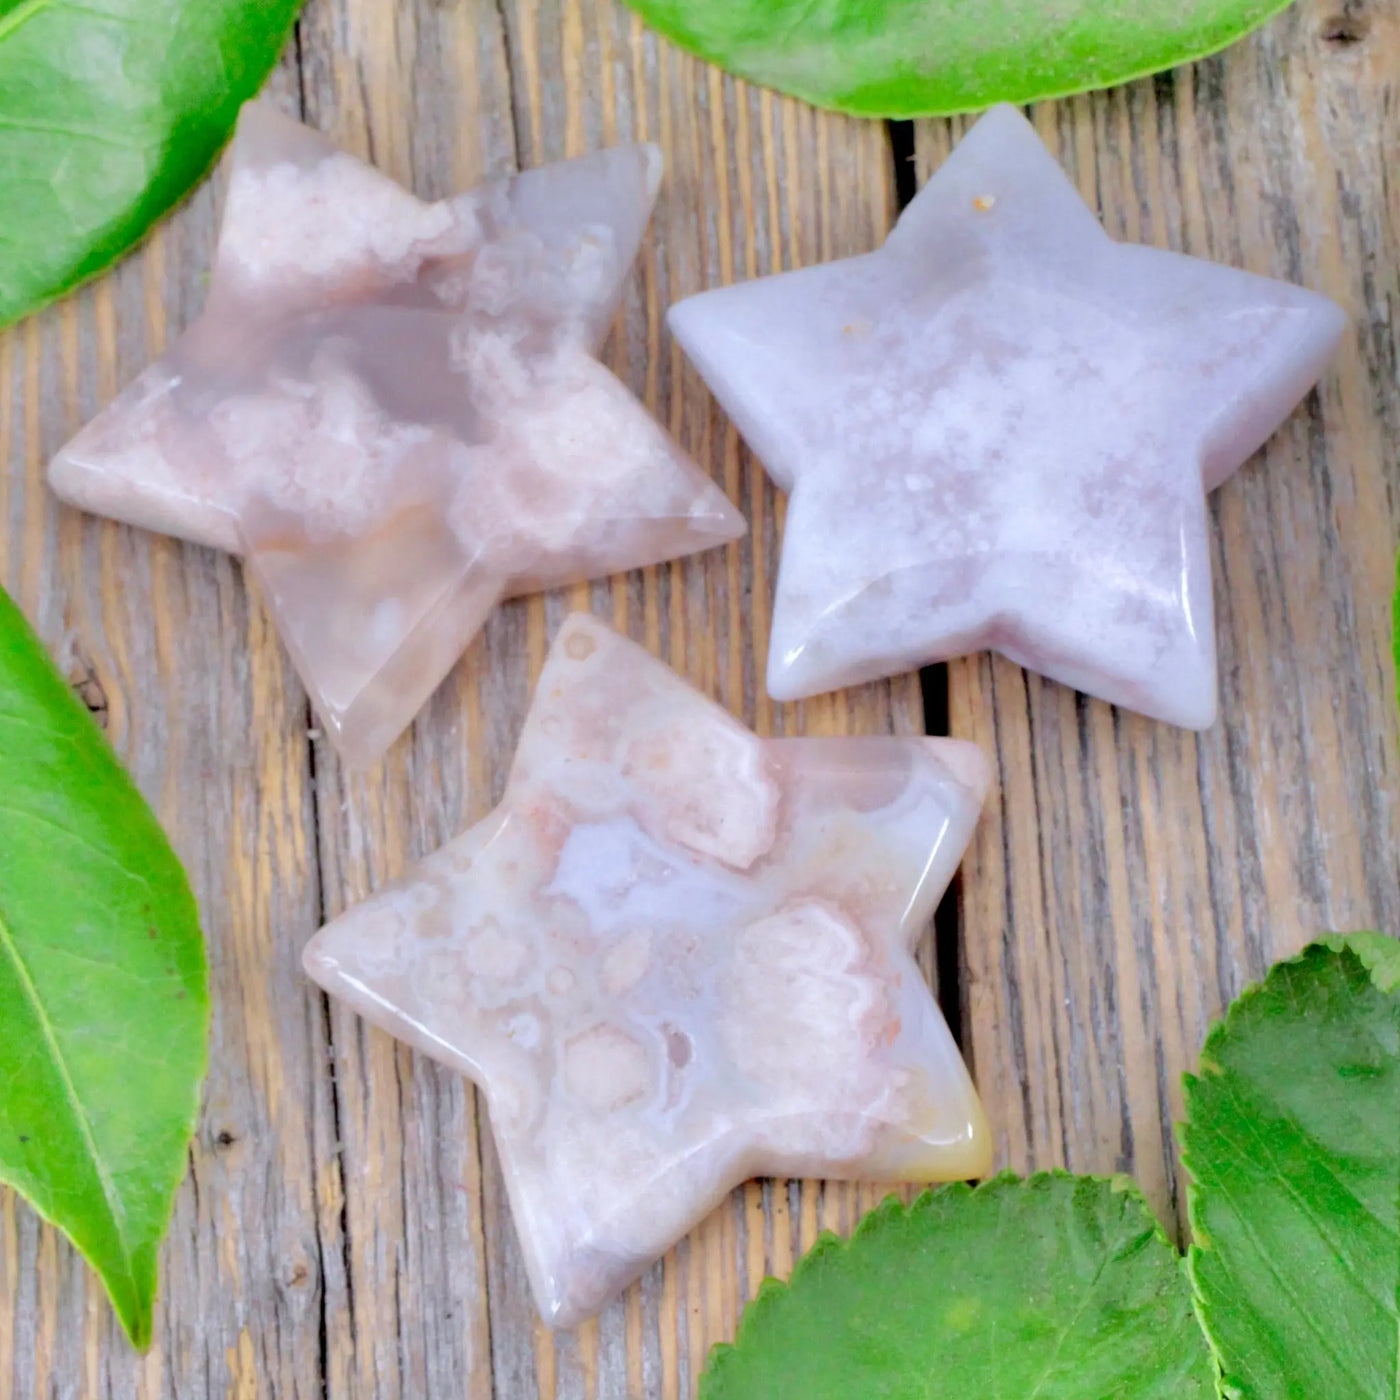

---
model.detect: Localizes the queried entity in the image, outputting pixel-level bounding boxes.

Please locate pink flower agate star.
[303,613,993,1327]
[48,102,744,766]
[668,104,1346,728]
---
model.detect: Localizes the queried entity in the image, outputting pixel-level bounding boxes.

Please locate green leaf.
[1182,935,1400,1399]
[621,0,1296,118]
[0,588,208,1349]
[701,1173,1216,1400]
[1321,930,1400,995]
[0,0,302,329]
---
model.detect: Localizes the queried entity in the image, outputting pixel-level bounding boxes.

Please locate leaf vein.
[0,0,56,44]
[0,799,152,883]
[0,893,130,1255]
[0,115,146,149]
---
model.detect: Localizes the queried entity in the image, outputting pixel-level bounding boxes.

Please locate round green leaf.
[621,0,1297,117]
[1183,935,1400,1400]
[0,588,208,1349]
[701,1173,1215,1400]
[0,0,302,329]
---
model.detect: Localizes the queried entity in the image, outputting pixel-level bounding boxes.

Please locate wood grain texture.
[1,52,331,1400]
[5,0,1397,1394]
[918,0,1400,1230]
[1,3,920,1396]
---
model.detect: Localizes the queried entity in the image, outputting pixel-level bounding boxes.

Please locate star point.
[49,102,743,765]
[669,104,1345,727]
[304,613,992,1327]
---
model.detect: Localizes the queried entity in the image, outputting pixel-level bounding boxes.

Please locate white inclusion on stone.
[46,362,238,548]
[772,279,1212,716]
[563,1024,652,1112]
[367,598,408,654]
[600,929,653,997]
[301,617,999,1328]
[210,349,440,537]
[561,230,615,313]
[467,919,529,983]
[669,104,1346,727]
[221,155,458,290]
[45,109,746,770]
[545,817,752,938]
[625,715,779,871]
[721,900,889,1160]
[505,1012,543,1050]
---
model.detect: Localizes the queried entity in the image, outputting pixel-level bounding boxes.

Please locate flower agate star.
[668,104,1346,728]
[303,613,993,1327]
[48,103,744,766]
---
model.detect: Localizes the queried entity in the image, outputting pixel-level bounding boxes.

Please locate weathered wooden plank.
[292,4,516,1399]
[476,8,919,1398]
[16,1,1388,1395]
[285,3,918,1396]
[918,0,1400,1229]
[0,55,333,1400]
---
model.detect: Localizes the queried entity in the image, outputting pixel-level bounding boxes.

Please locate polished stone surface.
[304,614,992,1327]
[50,103,743,764]
[669,104,1346,727]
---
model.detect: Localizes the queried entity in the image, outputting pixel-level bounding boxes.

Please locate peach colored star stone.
[668,104,1346,728]
[49,102,744,765]
[303,614,993,1327]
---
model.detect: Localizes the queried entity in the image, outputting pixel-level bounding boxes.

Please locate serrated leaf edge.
[1178,934,1399,1400]
[701,1169,1179,1388]
[1320,930,1400,993]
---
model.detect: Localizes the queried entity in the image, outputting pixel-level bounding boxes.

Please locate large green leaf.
[700,1173,1215,1399]
[0,0,302,328]
[1183,934,1400,1399]
[0,588,207,1348]
[621,0,1295,117]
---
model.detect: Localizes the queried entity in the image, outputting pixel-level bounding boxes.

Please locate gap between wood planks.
[887,117,970,1058]
[285,27,365,1396]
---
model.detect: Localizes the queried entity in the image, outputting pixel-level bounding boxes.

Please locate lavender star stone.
[668,104,1346,728]
[304,614,992,1327]
[49,103,744,764]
